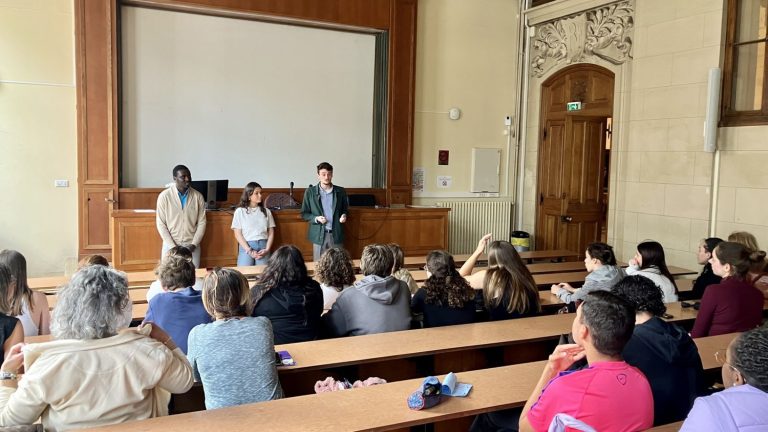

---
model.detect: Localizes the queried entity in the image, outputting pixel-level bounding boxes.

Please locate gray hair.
[51,265,130,340]
[360,244,394,277]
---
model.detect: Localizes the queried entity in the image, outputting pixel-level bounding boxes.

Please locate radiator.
[435,201,513,254]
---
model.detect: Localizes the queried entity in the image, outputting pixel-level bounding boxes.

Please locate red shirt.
[527,361,654,432]
[690,276,764,338]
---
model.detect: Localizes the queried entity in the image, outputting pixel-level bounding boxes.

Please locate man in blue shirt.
[300,162,349,261]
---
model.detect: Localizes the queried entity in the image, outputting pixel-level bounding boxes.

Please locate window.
[721,0,768,126]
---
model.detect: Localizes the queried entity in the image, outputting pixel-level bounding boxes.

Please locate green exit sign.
[566,101,582,111]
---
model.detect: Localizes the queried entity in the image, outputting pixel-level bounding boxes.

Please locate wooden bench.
[78,333,735,432]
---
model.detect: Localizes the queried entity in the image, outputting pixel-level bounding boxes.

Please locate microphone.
[289,181,294,198]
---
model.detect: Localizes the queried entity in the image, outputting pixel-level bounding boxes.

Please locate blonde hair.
[202,268,253,319]
[728,231,760,253]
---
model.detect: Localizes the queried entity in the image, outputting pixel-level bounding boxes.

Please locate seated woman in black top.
[460,235,540,320]
[612,275,705,426]
[680,237,723,301]
[411,250,475,328]
[251,245,323,344]
[0,263,24,362]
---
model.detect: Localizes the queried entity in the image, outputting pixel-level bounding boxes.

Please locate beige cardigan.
[156,185,207,247]
[0,331,194,431]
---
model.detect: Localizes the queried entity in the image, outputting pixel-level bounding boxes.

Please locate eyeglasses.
[715,350,738,371]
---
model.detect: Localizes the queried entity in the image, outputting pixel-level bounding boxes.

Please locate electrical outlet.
[54,180,69,187]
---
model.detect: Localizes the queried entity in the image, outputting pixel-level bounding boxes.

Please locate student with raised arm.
[156,164,206,268]
[459,235,540,321]
[518,291,653,432]
[550,242,624,305]
[232,182,275,266]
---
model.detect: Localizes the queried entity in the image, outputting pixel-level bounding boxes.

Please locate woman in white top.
[314,247,356,310]
[626,240,678,303]
[232,182,276,266]
[0,250,50,336]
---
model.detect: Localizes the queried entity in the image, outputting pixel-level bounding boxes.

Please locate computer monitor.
[189,180,229,209]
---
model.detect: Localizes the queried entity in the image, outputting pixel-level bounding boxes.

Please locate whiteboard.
[471,148,501,193]
[121,6,376,188]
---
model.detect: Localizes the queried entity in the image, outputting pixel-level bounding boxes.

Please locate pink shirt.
[527,361,654,432]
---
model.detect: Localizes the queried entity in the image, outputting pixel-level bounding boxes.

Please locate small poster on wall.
[412,167,424,192]
[437,176,452,188]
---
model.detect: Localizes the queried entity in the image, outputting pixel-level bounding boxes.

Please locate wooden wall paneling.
[80,0,417,256]
[386,0,417,205]
[125,0,392,29]
[118,188,389,210]
[82,188,115,250]
[76,0,119,258]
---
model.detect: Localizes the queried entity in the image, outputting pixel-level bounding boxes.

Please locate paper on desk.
[441,372,472,397]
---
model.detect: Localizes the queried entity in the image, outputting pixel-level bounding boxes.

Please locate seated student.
[682,325,768,431]
[550,242,624,305]
[314,247,356,310]
[0,265,23,363]
[460,235,540,321]
[728,231,768,298]
[77,254,132,329]
[0,250,50,337]
[626,240,678,303]
[0,265,193,430]
[251,245,323,344]
[144,255,212,354]
[518,291,653,432]
[324,244,411,337]
[187,268,283,410]
[612,275,705,426]
[690,241,765,338]
[388,243,419,295]
[146,246,203,302]
[411,250,475,328]
[680,237,724,301]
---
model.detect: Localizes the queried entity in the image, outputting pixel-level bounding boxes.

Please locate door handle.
[560,215,573,223]
[105,198,118,203]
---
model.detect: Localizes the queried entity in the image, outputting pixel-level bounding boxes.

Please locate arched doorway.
[535,64,614,257]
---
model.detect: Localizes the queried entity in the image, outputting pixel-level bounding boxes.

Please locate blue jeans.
[237,239,269,266]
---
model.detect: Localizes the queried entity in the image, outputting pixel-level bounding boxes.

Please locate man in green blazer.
[301,162,349,260]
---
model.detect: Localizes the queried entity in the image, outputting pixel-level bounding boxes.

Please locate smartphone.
[275,350,296,366]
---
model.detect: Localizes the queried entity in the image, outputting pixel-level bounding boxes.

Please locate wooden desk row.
[81,333,736,432]
[28,250,584,292]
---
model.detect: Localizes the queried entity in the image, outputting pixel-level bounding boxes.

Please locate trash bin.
[510,231,530,252]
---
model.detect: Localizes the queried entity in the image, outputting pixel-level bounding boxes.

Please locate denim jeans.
[237,239,269,266]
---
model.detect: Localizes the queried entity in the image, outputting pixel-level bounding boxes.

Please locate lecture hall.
[1,0,767,431]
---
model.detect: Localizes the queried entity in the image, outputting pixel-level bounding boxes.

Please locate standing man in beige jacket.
[156,165,206,268]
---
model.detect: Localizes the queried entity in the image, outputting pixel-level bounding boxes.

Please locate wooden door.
[536,65,614,257]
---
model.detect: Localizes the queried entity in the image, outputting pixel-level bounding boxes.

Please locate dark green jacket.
[300,184,349,245]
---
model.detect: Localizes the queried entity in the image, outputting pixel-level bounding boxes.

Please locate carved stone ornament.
[531,1,633,78]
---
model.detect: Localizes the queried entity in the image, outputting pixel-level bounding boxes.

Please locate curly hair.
[51,265,129,340]
[315,247,355,291]
[611,275,666,317]
[155,255,196,290]
[732,325,768,392]
[423,250,475,308]
[254,245,310,301]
